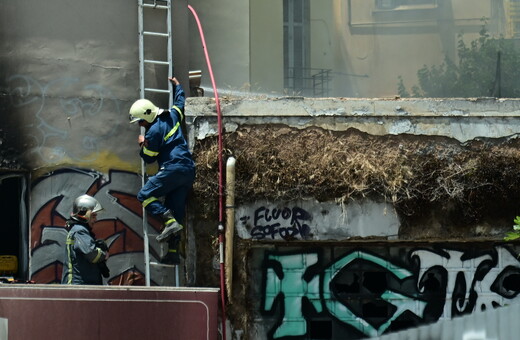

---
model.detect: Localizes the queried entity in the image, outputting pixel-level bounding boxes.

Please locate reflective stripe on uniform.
[142,196,159,208]
[172,105,184,121]
[163,122,180,142]
[165,217,177,225]
[66,237,74,284]
[142,146,159,157]
[92,248,103,263]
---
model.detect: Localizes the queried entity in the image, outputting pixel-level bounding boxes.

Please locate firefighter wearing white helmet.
[61,194,110,285]
[129,98,160,123]
[129,77,195,265]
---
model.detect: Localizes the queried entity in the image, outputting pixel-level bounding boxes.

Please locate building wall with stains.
[188,96,520,339]
[29,169,176,285]
[2,1,520,339]
[0,0,141,172]
[248,244,520,339]
[0,0,180,285]
[230,195,519,339]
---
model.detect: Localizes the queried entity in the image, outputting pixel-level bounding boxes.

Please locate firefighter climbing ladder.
[137,0,179,287]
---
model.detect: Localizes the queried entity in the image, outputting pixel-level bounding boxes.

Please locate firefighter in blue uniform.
[62,194,109,285]
[129,77,196,264]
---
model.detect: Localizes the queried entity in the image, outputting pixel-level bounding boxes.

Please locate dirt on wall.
[0,128,23,170]
[188,124,520,330]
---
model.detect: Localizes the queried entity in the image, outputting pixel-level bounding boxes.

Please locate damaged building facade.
[2,0,520,339]
[190,97,520,339]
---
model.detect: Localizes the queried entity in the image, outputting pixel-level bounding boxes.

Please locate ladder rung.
[143,31,169,38]
[141,4,169,10]
[144,59,170,65]
[145,88,170,94]
[150,262,177,267]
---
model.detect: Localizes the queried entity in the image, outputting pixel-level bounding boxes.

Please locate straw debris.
[192,125,520,226]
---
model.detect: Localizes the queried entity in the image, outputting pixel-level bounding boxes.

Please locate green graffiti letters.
[264,250,426,338]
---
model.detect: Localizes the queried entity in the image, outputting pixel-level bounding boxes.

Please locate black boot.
[160,235,181,265]
[156,210,183,242]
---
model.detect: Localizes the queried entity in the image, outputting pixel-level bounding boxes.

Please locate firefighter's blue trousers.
[137,165,195,225]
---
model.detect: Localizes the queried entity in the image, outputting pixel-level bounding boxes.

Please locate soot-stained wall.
[0,0,181,285]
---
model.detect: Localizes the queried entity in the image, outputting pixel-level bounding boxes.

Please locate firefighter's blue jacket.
[61,221,106,285]
[140,83,195,171]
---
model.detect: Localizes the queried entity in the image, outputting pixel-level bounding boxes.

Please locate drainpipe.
[188,5,227,339]
[225,157,236,302]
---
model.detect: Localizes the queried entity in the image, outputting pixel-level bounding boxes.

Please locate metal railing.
[284,67,332,97]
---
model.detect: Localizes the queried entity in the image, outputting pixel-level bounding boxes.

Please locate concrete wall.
[340,0,495,97]
[0,0,187,285]
[235,199,399,241]
[310,1,335,73]
[187,96,520,144]
[250,0,284,94]
[0,0,140,172]
[188,0,251,95]
[248,243,520,339]
[187,96,520,339]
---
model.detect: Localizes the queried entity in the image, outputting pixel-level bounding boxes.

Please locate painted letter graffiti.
[242,206,312,240]
[261,246,520,339]
[30,168,174,285]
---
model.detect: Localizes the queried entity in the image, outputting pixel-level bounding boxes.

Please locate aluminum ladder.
[137,0,179,287]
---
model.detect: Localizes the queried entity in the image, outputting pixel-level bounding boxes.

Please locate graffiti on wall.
[30,168,167,285]
[239,205,313,240]
[237,201,400,241]
[261,246,520,339]
[7,74,121,163]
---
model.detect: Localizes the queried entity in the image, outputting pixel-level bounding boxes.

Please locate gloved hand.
[95,239,108,251]
[98,261,110,278]
[95,239,110,278]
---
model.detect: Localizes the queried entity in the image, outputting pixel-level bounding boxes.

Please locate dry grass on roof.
[191,125,520,224]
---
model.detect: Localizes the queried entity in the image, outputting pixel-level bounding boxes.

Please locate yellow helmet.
[129,99,159,123]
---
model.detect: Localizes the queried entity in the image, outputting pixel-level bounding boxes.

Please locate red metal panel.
[0,285,219,340]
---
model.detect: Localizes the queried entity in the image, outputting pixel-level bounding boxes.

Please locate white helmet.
[72,194,103,221]
[129,99,159,123]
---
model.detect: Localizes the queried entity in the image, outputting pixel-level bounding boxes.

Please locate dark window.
[0,174,28,281]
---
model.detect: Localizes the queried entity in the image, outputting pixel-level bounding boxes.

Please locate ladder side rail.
[167,0,173,109]
[138,0,179,287]
[166,0,178,286]
[138,0,152,287]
